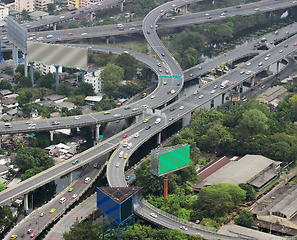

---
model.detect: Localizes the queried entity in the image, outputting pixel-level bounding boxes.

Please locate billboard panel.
[7,17,27,53]
[151,144,190,177]
[27,42,88,70]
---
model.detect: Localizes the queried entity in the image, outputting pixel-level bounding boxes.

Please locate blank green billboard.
[151,144,190,177]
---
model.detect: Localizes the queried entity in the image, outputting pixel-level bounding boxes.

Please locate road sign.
[172,75,181,78]
[159,75,172,78]
[99,135,103,139]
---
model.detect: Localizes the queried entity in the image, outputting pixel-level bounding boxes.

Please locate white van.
[155,118,161,124]
[127,143,132,149]
[4,123,12,128]
[59,197,66,204]
[119,151,124,158]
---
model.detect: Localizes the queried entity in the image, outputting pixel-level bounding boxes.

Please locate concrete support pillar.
[222,93,225,104]
[68,172,73,184]
[124,118,129,128]
[55,65,59,91]
[50,131,54,142]
[147,43,151,53]
[95,124,100,143]
[240,83,243,93]
[183,5,187,15]
[0,136,1,148]
[277,61,280,73]
[24,54,28,77]
[120,2,124,12]
[106,37,109,44]
[251,76,255,87]
[157,132,161,145]
[210,99,214,108]
[135,115,139,123]
[53,23,56,31]
[291,51,295,58]
[24,194,29,214]
[30,62,34,88]
[81,70,85,82]
[12,44,18,74]
[126,159,129,167]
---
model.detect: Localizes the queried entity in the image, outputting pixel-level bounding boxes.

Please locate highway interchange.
[2,0,297,239]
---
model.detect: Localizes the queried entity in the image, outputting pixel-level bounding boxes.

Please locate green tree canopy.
[100,63,124,92]
[114,53,138,79]
[0,182,5,192]
[234,209,254,228]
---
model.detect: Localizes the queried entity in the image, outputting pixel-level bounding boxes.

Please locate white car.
[116,162,120,167]
[265,57,269,61]
[240,70,244,74]
[171,90,176,94]
[60,16,65,19]
[81,33,87,36]
[193,91,198,95]
[210,90,215,94]
[180,226,188,231]
[246,62,251,66]
[199,95,204,99]
[267,53,271,57]
[74,116,80,120]
[134,132,139,138]
[214,85,218,89]
[280,49,283,53]
[160,9,164,12]
[172,4,176,7]
[113,114,120,117]
[151,95,155,99]
[150,213,157,218]
[72,194,77,198]
[132,108,138,112]
[142,105,149,109]
[246,70,251,75]
[179,106,184,110]
[205,13,209,16]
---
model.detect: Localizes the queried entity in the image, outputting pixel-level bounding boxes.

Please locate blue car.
[125,176,131,181]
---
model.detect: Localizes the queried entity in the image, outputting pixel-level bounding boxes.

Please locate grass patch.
[109,40,148,54]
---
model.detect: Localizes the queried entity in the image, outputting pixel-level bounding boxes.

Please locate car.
[130,27,135,30]
[119,27,124,31]
[161,53,165,56]
[274,38,278,41]
[259,66,263,70]
[179,106,184,110]
[165,70,169,74]
[132,108,138,112]
[72,194,77,198]
[172,4,176,7]
[123,134,128,138]
[84,177,91,183]
[193,91,198,95]
[157,62,162,67]
[261,84,266,89]
[280,49,283,53]
[232,81,237,85]
[125,176,131,181]
[46,35,53,39]
[71,11,76,14]
[267,53,271,57]
[134,132,139,138]
[258,62,263,66]
[104,111,110,115]
[113,114,120,117]
[265,57,269,61]
[164,81,167,85]
[93,163,98,168]
[40,212,45,217]
[255,8,259,11]
[52,121,60,125]
[145,125,151,130]
[207,17,212,19]
[150,212,157,218]
[246,62,251,66]
[125,106,131,110]
[199,95,204,99]
[143,119,149,123]
[60,16,65,18]
[150,25,153,28]
[30,233,36,238]
[171,17,176,20]
[159,69,162,72]
[196,233,204,237]
[81,33,87,36]
[160,9,164,12]
[170,107,176,111]
[198,66,202,70]
[284,44,288,48]
[240,70,244,74]
[11,235,17,240]
[151,95,155,99]
[72,159,78,165]
[177,82,180,86]
[205,13,209,16]
[124,153,129,159]
[171,90,176,94]
[221,12,225,16]
[68,33,73,35]
[147,30,150,34]
[50,208,56,213]
[169,117,174,121]
[116,162,120,167]
[236,5,241,8]
[167,91,171,94]
[294,43,297,46]
[68,188,74,192]
[74,116,80,120]
[214,85,218,89]
[189,73,194,77]
[246,70,251,75]
[210,90,215,94]
[27,229,33,234]
[180,226,188,231]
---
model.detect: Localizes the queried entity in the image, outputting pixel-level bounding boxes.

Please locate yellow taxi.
[104,111,110,115]
[124,153,129,159]
[164,81,167,85]
[68,188,73,192]
[50,208,56,213]
[11,235,17,240]
[143,119,149,123]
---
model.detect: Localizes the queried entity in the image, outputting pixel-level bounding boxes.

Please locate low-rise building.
[31,62,62,75]
[257,86,288,107]
[28,11,49,20]
[35,0,54,11]
[0,5,9,21]
[84,68,102,93]
[1,98,18,110]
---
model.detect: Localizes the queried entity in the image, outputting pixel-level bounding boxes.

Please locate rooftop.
[257,86,287,102]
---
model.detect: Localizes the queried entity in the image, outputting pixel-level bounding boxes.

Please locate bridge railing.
[142,199,218,233]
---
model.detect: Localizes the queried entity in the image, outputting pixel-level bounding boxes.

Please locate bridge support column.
[68,172,73,184]
[106,37,110,44]
[55,65,60,91]
[24,194,29,214]
[291,51,295,58]
[53,23,56,31]
[183,5,187,15]
[90,12,95,22]
[126,159,129,167]
[135,115,139,123]
[251,76,255,87]
[124,118,129,128]
[50,131,54,142]
[210,99,214,108]
[95,124,100,143]
[157,132,161,145]
[277,61,280,73]
[120,2,124,12]
[240,83,243,93]
[222,93,225,104]
[12,44,18,74]
[30,62,34,88]
[147,43,151,53]
[81,69,85,82]
[24,54,28,77]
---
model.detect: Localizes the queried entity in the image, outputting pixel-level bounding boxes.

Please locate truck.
[141,93,147,98]
[220,80,230,89]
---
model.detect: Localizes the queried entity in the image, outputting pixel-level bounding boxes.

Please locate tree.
[3,66,12,75]
[0,80,12,91]
[0,182,5,192]
[100,63,124,92]
[115,53,138,79]
[21,167,43,181]
[57,82,73,96]
[63,220,101,240]
[68,21,80,29]
[234,210,254,228]
[19,76,32,88]
[238,183,256,201]
[238,109,268,136]
[38,72,55,89]
[79,82,96,96]
[22,9,29,20]
[47,3,56,12]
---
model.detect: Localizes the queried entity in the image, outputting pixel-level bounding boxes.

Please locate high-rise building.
[15,0,35,12]
[35,0,54,11]
[0,6,8,21]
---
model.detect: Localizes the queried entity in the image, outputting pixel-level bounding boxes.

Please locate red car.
[259,83,263,87]
[123,134,128,138]
[232,81,237,85]
[159,69,162,72]
[68,33,73,35]
[167,91,171,94]
[294,43,297,46]
[259,66,263,70]
[30,233,36,238]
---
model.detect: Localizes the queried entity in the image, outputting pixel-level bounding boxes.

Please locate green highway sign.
[172,75,181,78]
[159,75,172,78]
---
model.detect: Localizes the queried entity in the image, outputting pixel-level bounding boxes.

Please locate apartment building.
[31,62,62,75]
[35,0,53,11]
[84,69,102,93]
[15,0,35,12]
[67,0,81,8]
[0,6,8,21]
